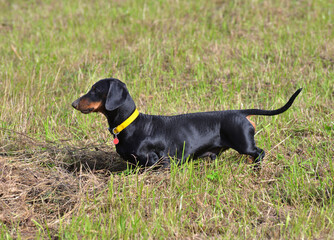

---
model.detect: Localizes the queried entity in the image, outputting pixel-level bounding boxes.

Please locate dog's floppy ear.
[105,80,130,111]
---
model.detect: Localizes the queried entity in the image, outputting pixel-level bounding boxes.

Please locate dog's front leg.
[146,152,159,167]
[146,152,170,169]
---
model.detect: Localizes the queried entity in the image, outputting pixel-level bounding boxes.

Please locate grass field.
[1,0,334,239]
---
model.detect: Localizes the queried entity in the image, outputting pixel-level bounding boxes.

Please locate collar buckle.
[112,127,119,136]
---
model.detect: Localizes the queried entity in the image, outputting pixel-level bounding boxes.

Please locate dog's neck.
[103,99,137,130]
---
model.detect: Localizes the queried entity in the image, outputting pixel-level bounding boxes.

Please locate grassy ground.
[1,0,333,239]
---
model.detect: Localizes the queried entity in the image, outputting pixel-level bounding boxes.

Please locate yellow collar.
[111,109,139,135]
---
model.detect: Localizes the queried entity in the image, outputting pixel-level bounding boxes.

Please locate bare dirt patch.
[0,141,127,239]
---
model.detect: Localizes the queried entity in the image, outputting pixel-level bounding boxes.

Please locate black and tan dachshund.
[72,78,302,168]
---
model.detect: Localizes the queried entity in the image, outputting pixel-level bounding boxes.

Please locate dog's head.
[72,78,131,114]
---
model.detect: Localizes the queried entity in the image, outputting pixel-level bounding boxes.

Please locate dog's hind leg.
[226,123,265,167]
[237,144,265,169]
[252,147,265,164]
[249,147,265,170]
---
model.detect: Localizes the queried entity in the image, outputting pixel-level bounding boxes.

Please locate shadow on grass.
[61,145,129,174]
[0,128,130,174]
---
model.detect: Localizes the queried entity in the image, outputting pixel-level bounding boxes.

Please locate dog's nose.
[72,99,80,109]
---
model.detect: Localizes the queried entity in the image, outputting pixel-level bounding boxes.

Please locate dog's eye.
[91,86,98,93]
[91,87,102,96]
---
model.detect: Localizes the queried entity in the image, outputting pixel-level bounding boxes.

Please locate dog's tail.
[240,88,302,116]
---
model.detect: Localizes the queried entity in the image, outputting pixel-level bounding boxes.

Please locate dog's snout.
[72,98,80,109]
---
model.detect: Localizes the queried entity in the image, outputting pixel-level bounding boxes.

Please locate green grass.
[0,0,333,239]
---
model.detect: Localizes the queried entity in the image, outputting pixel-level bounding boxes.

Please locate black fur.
[72,78,302,168]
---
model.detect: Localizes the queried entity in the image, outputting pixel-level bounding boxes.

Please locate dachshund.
[72,78,302,168]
